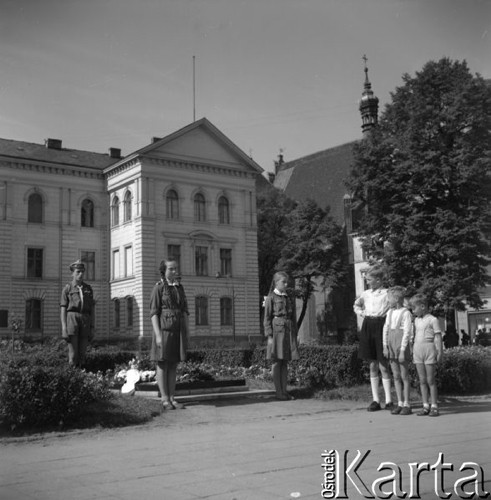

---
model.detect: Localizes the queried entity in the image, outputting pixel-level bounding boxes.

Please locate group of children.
[264,266,443,416]
[354,265,443,417]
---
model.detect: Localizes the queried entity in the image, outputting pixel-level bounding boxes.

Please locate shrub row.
[0,361,111,429]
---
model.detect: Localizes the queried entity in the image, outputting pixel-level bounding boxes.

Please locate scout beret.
[69,259,85,272]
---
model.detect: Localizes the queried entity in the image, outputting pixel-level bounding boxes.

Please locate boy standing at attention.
[410,294,443,417]
[354,265,393,411]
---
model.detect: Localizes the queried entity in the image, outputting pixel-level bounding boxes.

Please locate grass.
[0,394,163,438]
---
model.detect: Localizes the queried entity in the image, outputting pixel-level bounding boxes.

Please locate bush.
[436,346,491,394]
[0,361,111,429]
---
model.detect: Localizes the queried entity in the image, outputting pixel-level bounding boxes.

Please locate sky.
[0,0,490,174]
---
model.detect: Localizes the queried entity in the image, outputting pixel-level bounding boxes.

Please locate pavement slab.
[0,394,489,500]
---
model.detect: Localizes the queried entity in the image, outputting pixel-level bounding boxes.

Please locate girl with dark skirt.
[150,259,189,410]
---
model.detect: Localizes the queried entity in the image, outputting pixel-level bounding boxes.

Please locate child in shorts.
[410,294,443,417]
[383,286,413,415]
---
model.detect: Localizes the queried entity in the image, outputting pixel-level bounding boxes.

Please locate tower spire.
[359,55,379,133]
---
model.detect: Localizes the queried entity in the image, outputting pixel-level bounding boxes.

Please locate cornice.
[0,159,104,180]
[146,157,256,179]
[104,158,141,179]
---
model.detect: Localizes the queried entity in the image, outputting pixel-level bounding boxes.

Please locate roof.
[273,140,358,224]
[0,138,117,170]
[105,117,264,175]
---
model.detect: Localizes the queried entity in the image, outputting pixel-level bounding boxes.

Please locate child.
[409,294,443,417]
[353,265,392,411]
[382,286,413,415]
[60,260,95,366]
[263,271,299,400]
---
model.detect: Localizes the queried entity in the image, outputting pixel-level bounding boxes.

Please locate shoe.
[284,393,295,400]
[367,401,381,412]
[170,399,185,410]
[385,402,395,411]
[428,407,440,417]
[162,400,175,411]
[391,405,403,415]
[400,406,412,415]
[416,407,430,416]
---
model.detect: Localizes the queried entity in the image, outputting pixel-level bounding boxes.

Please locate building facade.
[0,118,263,345]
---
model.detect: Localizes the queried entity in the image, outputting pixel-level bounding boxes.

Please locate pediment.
[128,118,263,174]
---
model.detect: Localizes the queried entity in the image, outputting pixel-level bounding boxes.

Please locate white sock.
[370,377,380,402]
[382,378,392,403]
[398,401,403,407]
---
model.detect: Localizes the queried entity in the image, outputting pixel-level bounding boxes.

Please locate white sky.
[0,0,490,173]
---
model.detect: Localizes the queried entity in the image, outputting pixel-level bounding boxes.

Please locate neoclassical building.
[0,118,263,345]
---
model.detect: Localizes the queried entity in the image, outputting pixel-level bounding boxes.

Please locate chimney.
[274,152,284,175]
[45,138,62,149]
[109,147,121,159]
[152,137,162,144]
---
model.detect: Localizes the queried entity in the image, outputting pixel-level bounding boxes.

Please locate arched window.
[113,299,120,329]
[28,193,43,223]
[166,189,179,219]
[195,296,208,326]
[111,196,120,226]
[220,297,233,326]
[194,193,206,222]
[126,297,133,327]
[123,191,132,222]
[25,298,42,331]
[81,198,94,227]
[218,196,230,224]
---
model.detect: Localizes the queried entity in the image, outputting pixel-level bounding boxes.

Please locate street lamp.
[215,272,235,342]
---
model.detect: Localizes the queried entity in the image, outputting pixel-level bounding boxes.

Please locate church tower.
[359,55,379,133]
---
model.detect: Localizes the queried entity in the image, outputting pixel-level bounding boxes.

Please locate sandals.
[416,407,430,416]
[170,399,185,410]
[162,400,175,411]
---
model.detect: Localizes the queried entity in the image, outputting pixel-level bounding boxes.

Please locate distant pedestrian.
[60,260,95,366]
[461,330,470,346]
[382,286,413,415]
[354,265,393,412]
[263,271,299,400]
[410,294,443,417]
[150,259,189,411]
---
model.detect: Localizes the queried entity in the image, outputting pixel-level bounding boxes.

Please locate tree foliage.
[277,199,347,329]
[346,58,491,313]
[256,185,297,296]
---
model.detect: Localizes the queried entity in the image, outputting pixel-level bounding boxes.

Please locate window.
[111,196,120,226]
[126,297,133,327]
[0,310,8,328]
[27,248,43,278]
[28,193,43,223]
[81,251,95,280]
[194,193,206,221]
[123,191,132,222]
[167,244,181,272]
[166,190,179,219]
[220,297,233,326]
[195,296,208,326]
[218,196,230,224]
[195,246,208,276]
[124,245,133,277]
[113,299,120,328]
[25,299,42,331]
[220,249,232,276]
[81,199,94,227]
[112,249,120,280]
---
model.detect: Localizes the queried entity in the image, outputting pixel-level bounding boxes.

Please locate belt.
[415,340,435,344]
[274,315,286,318]
[365,315,385,320]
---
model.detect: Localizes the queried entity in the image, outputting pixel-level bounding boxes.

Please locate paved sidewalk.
[0,394,489,500]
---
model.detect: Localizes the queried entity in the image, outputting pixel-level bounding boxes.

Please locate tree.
[277,199,346,330]
[346,58,491,321]
[256,185,297,297]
